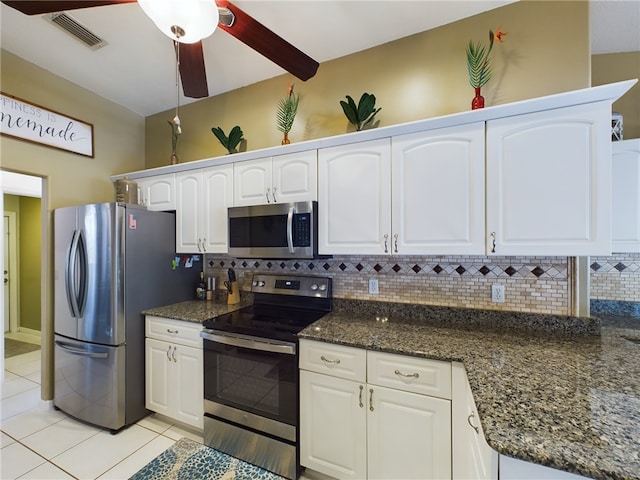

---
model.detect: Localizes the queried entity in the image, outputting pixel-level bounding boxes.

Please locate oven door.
[201,329,298,440]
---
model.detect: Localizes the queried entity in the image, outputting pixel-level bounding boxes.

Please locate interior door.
[3,216,9,333]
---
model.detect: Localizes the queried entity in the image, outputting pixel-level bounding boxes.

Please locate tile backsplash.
[590,253,640,302]
[205,254,571,315]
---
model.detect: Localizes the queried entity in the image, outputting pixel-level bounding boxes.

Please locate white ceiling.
[1,0,638,117]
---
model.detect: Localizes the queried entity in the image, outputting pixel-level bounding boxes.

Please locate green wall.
[145,1,591,168]
[3,194,41,332]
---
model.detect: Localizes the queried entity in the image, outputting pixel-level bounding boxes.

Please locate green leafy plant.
[211,125,244,154]
[466,27,507,88]
[276,84,300,134]
[340,93,381,131]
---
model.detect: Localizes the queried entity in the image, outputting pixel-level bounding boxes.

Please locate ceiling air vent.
[46,13,107,50]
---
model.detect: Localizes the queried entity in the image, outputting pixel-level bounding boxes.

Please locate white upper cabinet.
[318,139,392,255]
[137,173,176,211]
[175,164,233,253]
[233,150,317,206]
[612,139,640,253]
[392,123,485,255]
[319,124,484,256]
[486,101,612,256]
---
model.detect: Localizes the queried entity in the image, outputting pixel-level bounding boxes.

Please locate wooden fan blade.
[1,1,136,15]
[178,42,209,98]
[216,0,319,81]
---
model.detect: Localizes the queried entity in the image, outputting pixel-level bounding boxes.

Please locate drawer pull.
[467,411,480,434]
[321,355,341,365]
[394,369,419,379]
[359,385,364,408]
[167,328,179,334]
[369,388,374,412]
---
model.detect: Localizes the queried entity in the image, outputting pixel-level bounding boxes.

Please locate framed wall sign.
[0,92,94,157]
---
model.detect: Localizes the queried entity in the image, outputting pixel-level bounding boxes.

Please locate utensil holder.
[227,281,240,305]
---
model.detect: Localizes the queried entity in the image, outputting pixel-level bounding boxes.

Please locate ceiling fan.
[2,0,320,99]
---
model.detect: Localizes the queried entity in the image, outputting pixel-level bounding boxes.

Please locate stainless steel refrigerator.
[54,203,199,431]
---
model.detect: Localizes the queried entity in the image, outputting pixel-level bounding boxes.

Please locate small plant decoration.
[276,84,299,145]
[211,125,244,154]
[466,27,507,109]
[340,93,381,131]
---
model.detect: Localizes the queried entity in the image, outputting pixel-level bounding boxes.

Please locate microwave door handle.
[287,206,295,253]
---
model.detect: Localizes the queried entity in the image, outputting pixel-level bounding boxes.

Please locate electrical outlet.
[368,278,379,295]
[491,284,505,303]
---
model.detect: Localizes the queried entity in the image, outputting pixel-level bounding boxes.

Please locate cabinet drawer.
[367,351,451,399]
[299,339,366,382]
[145,316,202,347]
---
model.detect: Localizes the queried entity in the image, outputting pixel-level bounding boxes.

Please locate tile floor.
[1,347,200,479]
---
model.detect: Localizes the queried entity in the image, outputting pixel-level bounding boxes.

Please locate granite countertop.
[142,296,251,323]
[299,301,640,480]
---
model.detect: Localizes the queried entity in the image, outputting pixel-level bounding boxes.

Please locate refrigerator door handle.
[66,229,88,319]
[55,340,109,359]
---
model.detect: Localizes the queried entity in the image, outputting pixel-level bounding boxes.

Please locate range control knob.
[258,281,266,287]
[319,284,327,291]
[311,284,318,291]
[252,280,259,287]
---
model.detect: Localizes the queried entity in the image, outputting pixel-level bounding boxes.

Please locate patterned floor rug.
[4,338,40,358]
[129,437,286,480]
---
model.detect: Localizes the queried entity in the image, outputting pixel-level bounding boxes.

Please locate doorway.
[1,172,43,364]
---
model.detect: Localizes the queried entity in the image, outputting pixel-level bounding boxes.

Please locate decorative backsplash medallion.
[205,254,570,315]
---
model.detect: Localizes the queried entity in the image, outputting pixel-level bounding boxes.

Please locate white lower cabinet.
[145,316,203,429]
[300,340,451,480]
[452,363,498,480]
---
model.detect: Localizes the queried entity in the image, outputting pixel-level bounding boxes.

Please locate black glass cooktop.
[202,304,327,342]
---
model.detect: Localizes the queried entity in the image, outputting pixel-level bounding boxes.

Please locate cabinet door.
[202,164,234,253]
[486,101,612,255]
[612,139,640,253]
[300,370,367,479]
[452,363,497,480]
[392,124,485,255]
[145,338,171,417]
[367,385,451,480]
[175,171,202,253]
[318,139,392,255]
[174,344,203,429]
[138,174,176,210]
[234,157,273,206]
[272,150,318,203]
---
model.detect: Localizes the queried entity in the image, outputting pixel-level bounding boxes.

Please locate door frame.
[4,211,19,333]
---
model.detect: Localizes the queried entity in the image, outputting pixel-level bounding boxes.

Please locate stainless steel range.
[200,274,332,480]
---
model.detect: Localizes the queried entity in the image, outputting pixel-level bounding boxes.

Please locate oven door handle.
[200,329,296,355]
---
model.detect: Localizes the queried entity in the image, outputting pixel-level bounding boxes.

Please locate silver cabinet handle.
[394,233,398,253]
[266,187,271,203]
[320,355,340,365]
[197,238,202,252]
[272,186,277,203]
[202,238,207,252]
[467,411,480,434]
[166,329,178,334]
[394,369,419,379]
[369,388,374,412]
[166,345,172,361]
[490,232,496,253]
[383,234,389,253]
[172,346,177,363]
[359,385,364,408]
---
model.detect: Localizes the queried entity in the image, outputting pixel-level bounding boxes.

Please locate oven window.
[203,340,297,425]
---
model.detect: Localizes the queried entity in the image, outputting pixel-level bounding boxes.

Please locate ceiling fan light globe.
[138,0,219,44]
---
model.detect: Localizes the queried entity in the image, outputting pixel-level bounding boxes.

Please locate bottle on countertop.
[196,271,206,300]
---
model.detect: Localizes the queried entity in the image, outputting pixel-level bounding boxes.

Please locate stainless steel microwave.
[228,201,318,259]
